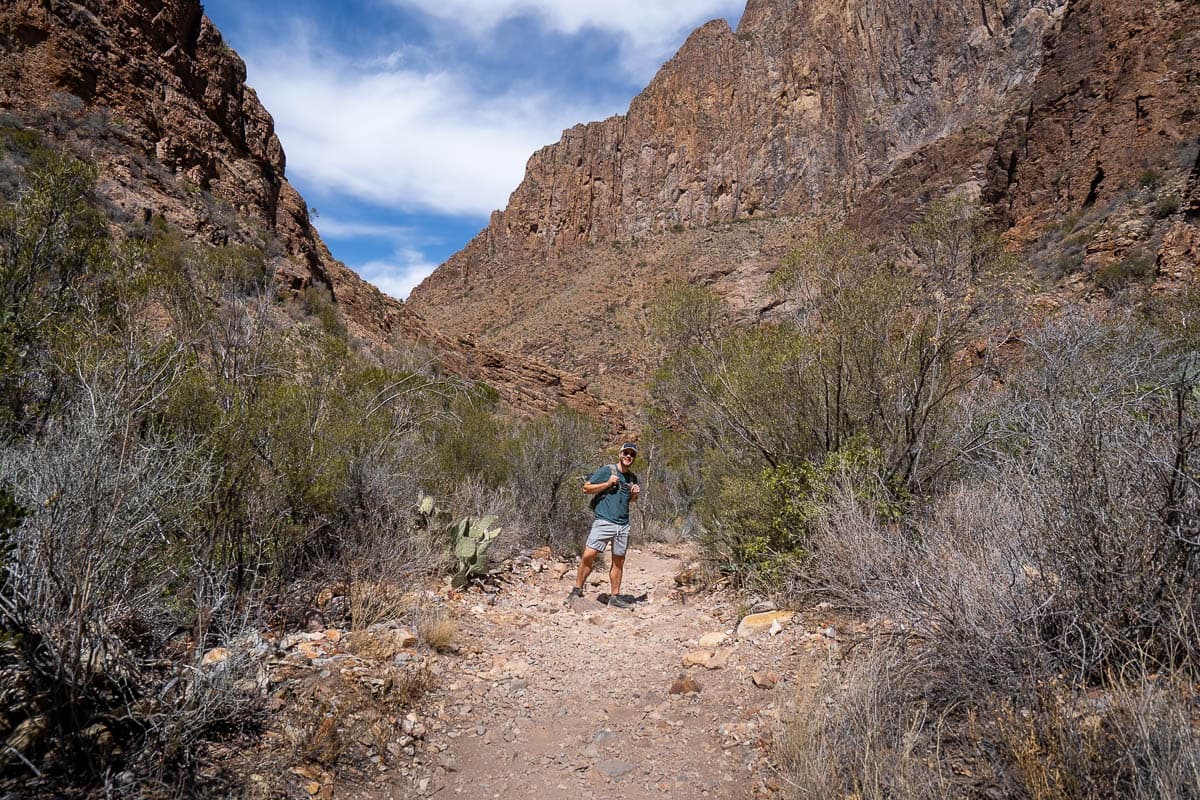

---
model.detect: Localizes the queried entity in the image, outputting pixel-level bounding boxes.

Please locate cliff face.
[408,0,1068,396]
[408,0,1200,402]
[991,0,1200,226]
[435,0,1063,261]
[0,0,605,416]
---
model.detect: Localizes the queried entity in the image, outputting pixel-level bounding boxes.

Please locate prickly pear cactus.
[416,492,451,530]
[450,515,502,589]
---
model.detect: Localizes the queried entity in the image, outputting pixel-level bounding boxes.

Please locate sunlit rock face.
[408,0,1199,403]
[408,0,1061,394]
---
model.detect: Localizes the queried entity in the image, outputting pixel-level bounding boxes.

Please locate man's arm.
[582,468,619,495]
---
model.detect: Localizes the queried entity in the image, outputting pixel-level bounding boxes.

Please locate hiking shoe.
[606,594,634,609]
[567,587,584,601]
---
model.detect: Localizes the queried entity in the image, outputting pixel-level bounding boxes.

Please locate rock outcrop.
[0,0,605,417]
[990,0,1200,229]
[408,0,1199,403]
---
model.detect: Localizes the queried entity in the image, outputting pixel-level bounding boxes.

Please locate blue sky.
[200,0,745,299]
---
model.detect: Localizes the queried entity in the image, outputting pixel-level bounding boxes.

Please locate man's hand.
[630,484,641,501]
[609,474,621,489]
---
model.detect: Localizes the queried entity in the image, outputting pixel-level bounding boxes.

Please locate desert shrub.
[1094,247,1156,294]
[781,648,1199,800]
[652,216,1009,585]
[0,370,261,791]
[777,646,953,800]
[504,405,603,552]
[702,440,900,591]
[423,386,511,491]
[992,674,1200,800]
[302,283,346,338]
[627,427,704,542]
[989,310,1200,679]
[1156,194,1182,219]
[797,307,1200,677]
[776,304,1200,799]
[0,142,465,794]
[0,147,113,435]
[907,197,1016,287]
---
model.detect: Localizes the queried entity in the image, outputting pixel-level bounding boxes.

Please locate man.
[568,442,641,608]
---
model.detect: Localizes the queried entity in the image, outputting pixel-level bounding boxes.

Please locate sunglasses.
[620,451,636,458]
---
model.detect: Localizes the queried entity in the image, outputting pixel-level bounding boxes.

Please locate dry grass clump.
[993,675,1200,800]
[777,647,952,800]
[347,577,412,631]
[417,611,458,653]
[415,604,456,652]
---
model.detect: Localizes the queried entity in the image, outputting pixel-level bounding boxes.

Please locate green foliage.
[0,126,44,160]
[1155,194,1182,219]
[0,139,480,795]
[303,284,347,338]
[1095,247,1156,294]
[0,147,113,434]
[0,487,21,533]
[0,485,21,569]
[506,405,601,550]
[649,280,727,357]
[653,208,1011,585]
[906,197,1017,287]
[703,439,900,587]
[424,388,511,489]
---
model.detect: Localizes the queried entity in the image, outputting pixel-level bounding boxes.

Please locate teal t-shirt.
[588,464,638,525]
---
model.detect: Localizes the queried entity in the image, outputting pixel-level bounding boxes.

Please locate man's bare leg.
[575,547,599,591]
[609,553,625,596]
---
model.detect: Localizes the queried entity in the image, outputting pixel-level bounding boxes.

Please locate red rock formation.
[989,0,1200,226]
[408,0,1200,402]
[408,0,1069,394]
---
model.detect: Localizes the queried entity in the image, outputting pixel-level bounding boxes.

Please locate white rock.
[736,611,795,638]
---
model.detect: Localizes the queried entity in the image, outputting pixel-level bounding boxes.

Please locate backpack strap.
[590,465,620,511]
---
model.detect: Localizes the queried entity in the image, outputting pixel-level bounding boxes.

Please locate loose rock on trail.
[348,544,835,800]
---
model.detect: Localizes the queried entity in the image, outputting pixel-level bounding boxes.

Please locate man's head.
[618,442,638,464]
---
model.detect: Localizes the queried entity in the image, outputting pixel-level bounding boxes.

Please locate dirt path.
[355,544,826,800]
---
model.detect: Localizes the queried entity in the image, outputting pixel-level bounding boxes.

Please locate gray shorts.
[586,519,630,556]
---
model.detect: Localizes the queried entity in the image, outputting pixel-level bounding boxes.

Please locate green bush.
[1094,247,1155,294]
[505,405,601,552]
[702,440,899,589]
[775,306,1200,798]
[0,147,113,435]
[0,141,460,795]
[1155,194,1182,219]
[651,216,1010,582]
[423,386,511,492]
[302,284,346,338]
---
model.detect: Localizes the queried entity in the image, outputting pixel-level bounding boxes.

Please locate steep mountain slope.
[408,0,1200,402]
[0,0,604,416]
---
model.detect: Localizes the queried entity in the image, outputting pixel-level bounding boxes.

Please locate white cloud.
[356,249,439,300]
[315,216,439,299]
[314,218,421,242]
[246,46,614,217]
[392,0,741,50]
